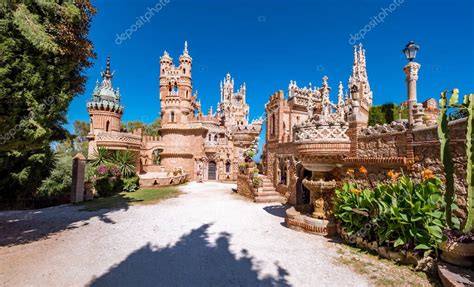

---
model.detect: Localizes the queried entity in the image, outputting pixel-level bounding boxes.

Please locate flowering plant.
[335,171,448,255]
[109,165,121,177]
[96,164,108,176]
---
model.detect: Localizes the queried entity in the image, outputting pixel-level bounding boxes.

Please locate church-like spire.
[100,55,114,89]
[337,81,344,106]
[183,41,188,55]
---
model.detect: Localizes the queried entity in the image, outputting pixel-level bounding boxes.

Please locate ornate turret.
[87,56,128,156]
[159,42,196,126]
[87,56,123,113]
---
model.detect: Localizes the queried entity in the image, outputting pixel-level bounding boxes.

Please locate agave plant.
[90,147,111,167]
[111,150,136,178]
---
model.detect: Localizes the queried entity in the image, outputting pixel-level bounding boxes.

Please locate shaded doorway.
[296,167,312,205]
[208,161,217,180]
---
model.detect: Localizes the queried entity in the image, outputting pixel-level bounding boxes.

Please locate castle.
[86,42,262,184]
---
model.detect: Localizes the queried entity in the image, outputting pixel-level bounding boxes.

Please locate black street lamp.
[403,41,419,62]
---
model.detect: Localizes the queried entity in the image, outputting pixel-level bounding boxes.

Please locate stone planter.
[439,241,474,267]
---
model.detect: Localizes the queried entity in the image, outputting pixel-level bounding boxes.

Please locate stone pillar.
[403,62,421,126]
[71,153,86,203]
[413,103,426,127]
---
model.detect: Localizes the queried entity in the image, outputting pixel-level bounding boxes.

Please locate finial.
[183,41,188,54]
[322,75,328,86]
[104,55,112,79]
[338,81,344,102]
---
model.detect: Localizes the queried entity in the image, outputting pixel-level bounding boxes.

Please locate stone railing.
[96,132,142,145]
[139,173,188,188]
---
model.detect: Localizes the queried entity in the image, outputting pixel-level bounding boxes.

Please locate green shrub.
[36,156,72,207]
[335,172,449,255]
[95,177,123,197]
[123,176,139,192]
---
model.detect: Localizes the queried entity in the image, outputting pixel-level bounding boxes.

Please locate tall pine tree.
[0,1,95,208]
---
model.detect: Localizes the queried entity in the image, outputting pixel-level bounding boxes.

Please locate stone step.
[261,186,275,191]
[257,190,280,196]
[254,195,285,203]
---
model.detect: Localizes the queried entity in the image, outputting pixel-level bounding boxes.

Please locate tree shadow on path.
[0,194,137,247]
[88,223,291,287]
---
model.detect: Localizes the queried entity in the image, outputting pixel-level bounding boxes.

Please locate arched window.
[170,112,175,123]
[105,120,110,132]
[271,114,276,135]
[171,82,178,96]
[186,90,189,98]
[183,68,186,74]
[225,161,231,173]
[208,133,212,141]
[279,159,288,185]
[152,149,163,165]
[214,134,218,142]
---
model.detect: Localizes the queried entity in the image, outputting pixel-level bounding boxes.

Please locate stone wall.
[346,118,468,219]
[412,119,467,218]
[357,131,407,158]
[236,174,256,199]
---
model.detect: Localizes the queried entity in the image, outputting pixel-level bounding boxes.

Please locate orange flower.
[346,169,355,176]
[422,169,434,180]
[387,170,400,181]
[359,166,368,174]
[350,188,361,194]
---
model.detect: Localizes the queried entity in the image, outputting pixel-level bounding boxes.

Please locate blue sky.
[67,0,473,134]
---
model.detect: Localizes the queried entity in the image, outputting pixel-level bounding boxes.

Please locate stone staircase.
[254,175,286,203]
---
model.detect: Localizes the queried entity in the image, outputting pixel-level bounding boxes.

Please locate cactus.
[438,89,474,232]
[462,93,474,233]
[438,90,455,228]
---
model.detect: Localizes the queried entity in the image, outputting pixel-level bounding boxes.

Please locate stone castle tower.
[347,43,373,127]
[86,42,262,183]
[87,56,125,156]
[219,73,249,129]
[159,41,199,126]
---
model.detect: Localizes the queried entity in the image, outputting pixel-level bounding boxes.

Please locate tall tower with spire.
[347,44,373,156]
[159,41,196,126]
[218,73,249,128]
[87,56,124,155]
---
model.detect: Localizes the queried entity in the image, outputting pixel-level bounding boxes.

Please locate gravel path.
[0,182,369,287]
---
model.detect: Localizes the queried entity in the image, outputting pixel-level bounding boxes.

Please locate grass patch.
[334,244,437,287]
[79,186,181,212]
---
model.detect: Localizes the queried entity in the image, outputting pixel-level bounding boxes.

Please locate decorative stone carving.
[360,121,407,136]
[303,179,337,220]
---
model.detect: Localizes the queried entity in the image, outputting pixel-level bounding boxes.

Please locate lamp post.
[402,41,421,127]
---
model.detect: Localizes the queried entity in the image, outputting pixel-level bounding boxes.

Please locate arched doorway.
[296,165,312,205]
[208,161,217,180]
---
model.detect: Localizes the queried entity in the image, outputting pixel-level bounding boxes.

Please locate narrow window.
[170,112,175,123]
[225,161,231,173]
[105,120,110,132]
[271,114,276,135]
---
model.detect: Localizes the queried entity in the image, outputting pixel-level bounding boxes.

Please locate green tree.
[368,103,407,126]
[55,120,90,157]
[0,1,96,208]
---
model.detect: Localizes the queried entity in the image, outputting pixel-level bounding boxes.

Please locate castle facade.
[87,42,262,183]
